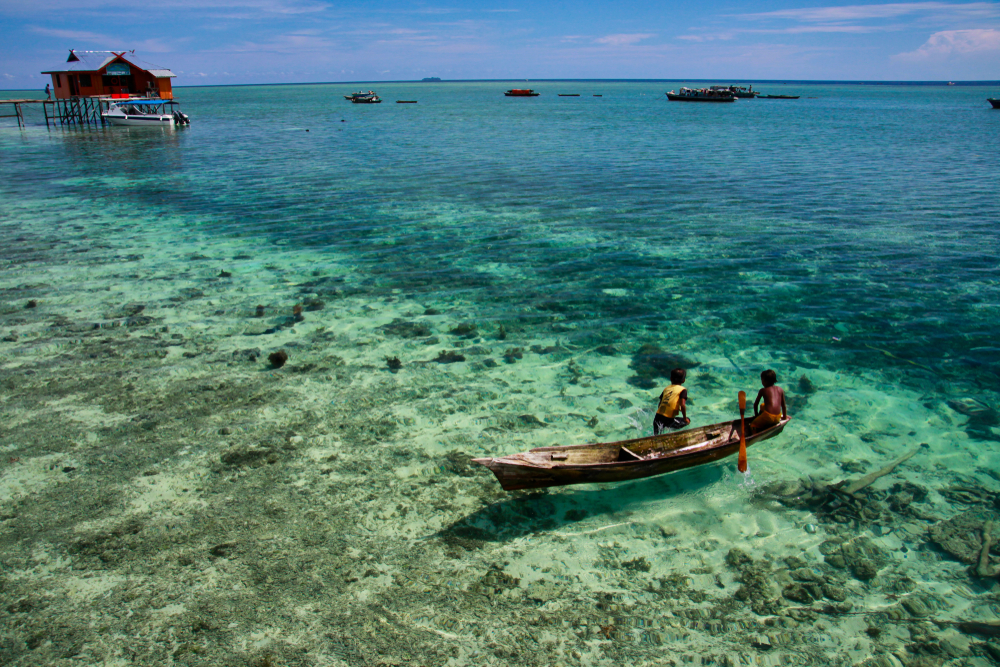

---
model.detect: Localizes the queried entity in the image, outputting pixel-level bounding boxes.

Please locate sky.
[2,1,999,88]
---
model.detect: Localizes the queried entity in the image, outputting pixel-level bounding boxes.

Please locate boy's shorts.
[653,414,687,435]
[749,410,782,433]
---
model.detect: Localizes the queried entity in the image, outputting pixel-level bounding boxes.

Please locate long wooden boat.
[666,88,736,102]
[505,89,539,97]
[472,418,789,491]
[989,99,1000,109]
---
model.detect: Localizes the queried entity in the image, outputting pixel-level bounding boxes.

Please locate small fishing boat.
[505,89,539,97]
[102,99,190,126]
[762,94,800,100]
[473,418,789,491]
[344,91,378,102]
[666,87,736,102]
[989,99,1000,109]
[351,95,382,104]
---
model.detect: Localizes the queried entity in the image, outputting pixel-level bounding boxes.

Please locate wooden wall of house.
[48,70,174,100]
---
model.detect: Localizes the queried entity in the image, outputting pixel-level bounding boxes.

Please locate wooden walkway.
[0,99,49,128]
[2,96,181,129]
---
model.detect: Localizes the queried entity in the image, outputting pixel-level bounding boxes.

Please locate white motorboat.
[102,99,190,127]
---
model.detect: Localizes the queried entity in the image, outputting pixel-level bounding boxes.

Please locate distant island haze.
[2,0,999,88]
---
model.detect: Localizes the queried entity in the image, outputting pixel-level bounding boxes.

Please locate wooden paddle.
[738,391,748,473]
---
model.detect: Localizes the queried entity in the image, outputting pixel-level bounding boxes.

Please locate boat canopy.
[109,99,172,105]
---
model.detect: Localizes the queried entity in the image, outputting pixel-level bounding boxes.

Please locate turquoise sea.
[2,81,1000,666]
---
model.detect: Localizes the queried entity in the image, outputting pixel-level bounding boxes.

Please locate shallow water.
[2,82,1000,665]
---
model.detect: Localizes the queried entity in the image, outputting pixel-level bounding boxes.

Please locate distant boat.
[948,82,956,86]
[989,98,1000,109]
[710,85,758,98]
[761,94,800,100]
[505,89,539,97]
[558,94,580,97]
[351,95,382,104]
[344,91,378,102]
[666,87,736,102]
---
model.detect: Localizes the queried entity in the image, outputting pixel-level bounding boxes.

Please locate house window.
[79,74,92,87]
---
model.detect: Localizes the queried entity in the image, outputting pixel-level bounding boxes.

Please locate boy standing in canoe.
[653,368,690,435]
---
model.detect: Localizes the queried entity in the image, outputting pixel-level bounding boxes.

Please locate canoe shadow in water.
[439,464,727,547]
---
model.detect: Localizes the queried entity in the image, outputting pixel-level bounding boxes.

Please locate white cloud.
[29,26,115,42]
[893,28,1000,60]
[594,33,655,46]
[4,0,328,15]
[677,32,735,42]
[735,2,1000,23]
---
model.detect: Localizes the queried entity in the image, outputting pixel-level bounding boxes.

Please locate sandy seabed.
[3,196,1000,667]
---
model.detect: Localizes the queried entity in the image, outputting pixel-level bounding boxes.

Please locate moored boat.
[351,95,382,104]
[101,99,189,126]
[761,94,800,99]
[989,98,1000,109]
[505,89,539,97]
[473,418,789,491]
[344,90,378,102]
[710,85,758,98]
[666,87,736,102]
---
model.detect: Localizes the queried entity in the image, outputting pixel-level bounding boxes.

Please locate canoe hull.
[473,419,789,491]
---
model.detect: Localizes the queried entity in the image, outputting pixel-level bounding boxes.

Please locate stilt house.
[42,50,176,99]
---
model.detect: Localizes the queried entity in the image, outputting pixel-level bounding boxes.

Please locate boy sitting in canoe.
[732,369,788,439]
[653,368,690,435]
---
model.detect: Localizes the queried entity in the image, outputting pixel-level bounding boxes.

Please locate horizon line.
[4,77,1000,92]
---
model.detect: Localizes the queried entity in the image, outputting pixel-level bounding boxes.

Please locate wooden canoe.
[472,418,789,491]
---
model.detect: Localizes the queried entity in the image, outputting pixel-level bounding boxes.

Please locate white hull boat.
[102,100,190,127]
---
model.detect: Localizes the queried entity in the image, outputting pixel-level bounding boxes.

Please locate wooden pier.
[0,99,46,128]
[0,96,167,128]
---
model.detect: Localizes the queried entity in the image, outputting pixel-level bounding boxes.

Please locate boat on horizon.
[344,90,379,102]
[505,89,539,97]
[710,85,758,98]
[101,99,190,126]
[473,418,789,491]
[666,87,736,102]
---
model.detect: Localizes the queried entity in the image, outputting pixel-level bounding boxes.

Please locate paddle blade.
[738,390,746,412]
